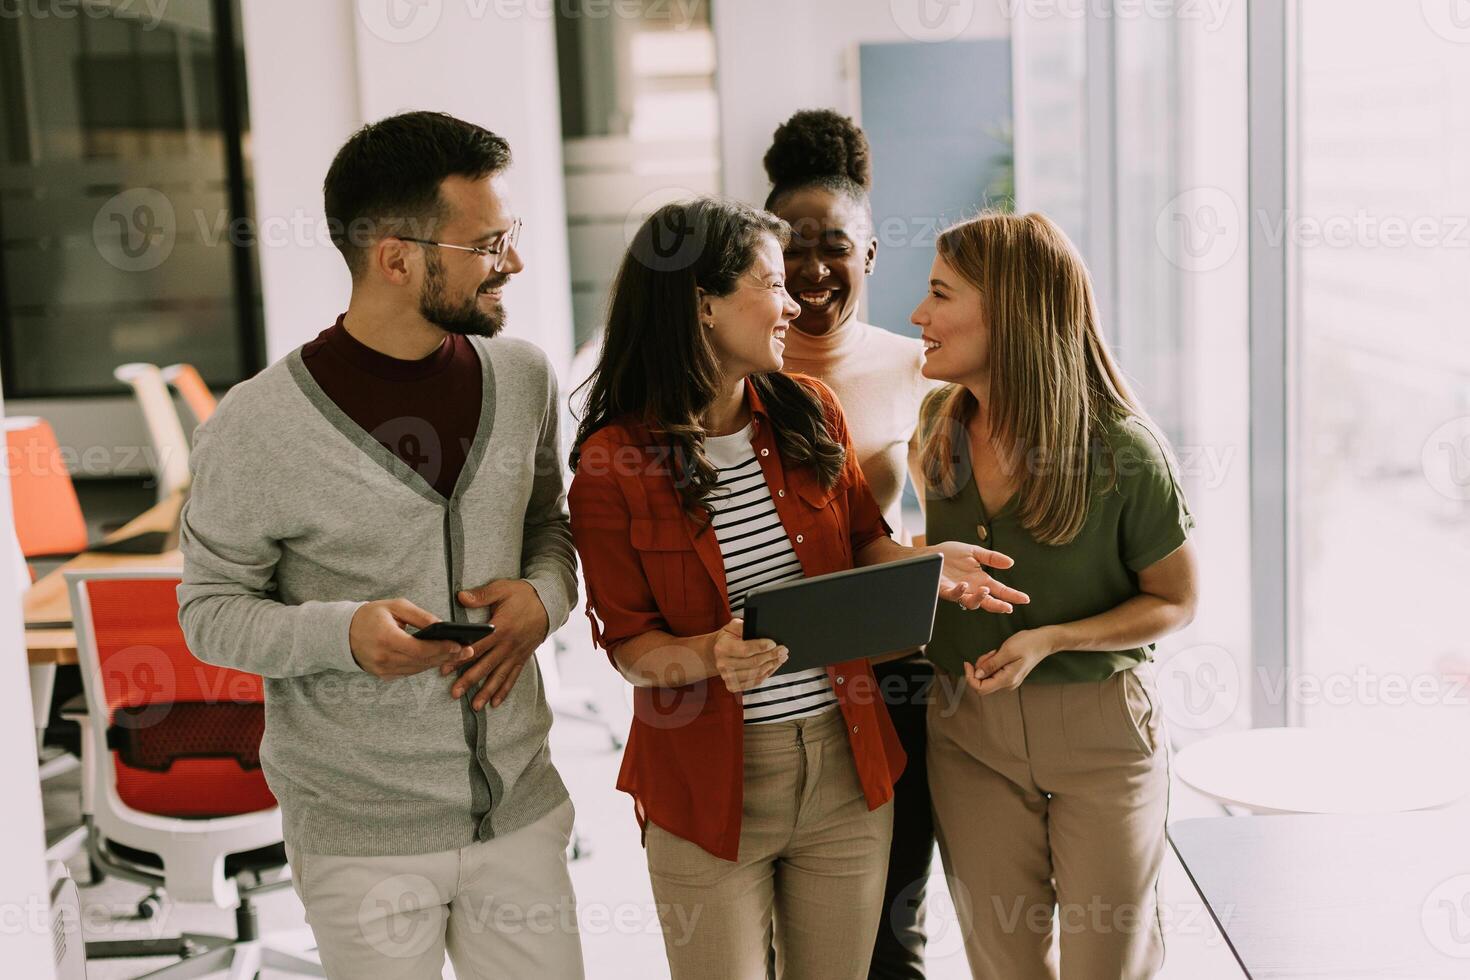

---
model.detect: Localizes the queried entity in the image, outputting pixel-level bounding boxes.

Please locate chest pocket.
[629,517,713,615]
[793,476,847,560]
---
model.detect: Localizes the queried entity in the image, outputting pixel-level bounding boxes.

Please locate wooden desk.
[23,492,185,665]
[1169,810,1470,978]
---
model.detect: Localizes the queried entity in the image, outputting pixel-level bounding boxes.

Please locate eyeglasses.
[399,217,522,272]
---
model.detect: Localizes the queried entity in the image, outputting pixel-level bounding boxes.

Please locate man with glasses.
[178,111,584,978]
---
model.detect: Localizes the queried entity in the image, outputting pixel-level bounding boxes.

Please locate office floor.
[42,481,1247,979]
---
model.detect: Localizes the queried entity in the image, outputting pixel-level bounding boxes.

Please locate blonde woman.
[912,213,1198,979]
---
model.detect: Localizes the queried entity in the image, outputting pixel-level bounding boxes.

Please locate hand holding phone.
[408,622,496,644]
[349,599,479,679]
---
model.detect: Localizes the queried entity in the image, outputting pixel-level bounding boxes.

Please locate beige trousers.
[645,707,895,980]
[927,666,1170,980]
[285,798,584,980]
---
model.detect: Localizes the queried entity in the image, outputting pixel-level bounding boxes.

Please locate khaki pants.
[285,798,584,980]
[645,707,895,980]
[927,666,1170,980]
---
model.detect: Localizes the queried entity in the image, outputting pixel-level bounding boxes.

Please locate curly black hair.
[762,109,872,211]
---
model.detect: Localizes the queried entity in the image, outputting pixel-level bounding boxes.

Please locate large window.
[1294,0,1470,732]
[1017,2,1252,738]
[0,0,261,398]
[555,0,721,351]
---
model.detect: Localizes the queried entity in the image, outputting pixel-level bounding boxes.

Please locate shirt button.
[760,448,770,457]
[976,523,989,542]
[851,725,860,734]
[778,489,786,498]
[835,676,845,685]
[796,534,804,544]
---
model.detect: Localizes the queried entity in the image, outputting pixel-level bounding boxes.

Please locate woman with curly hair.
[567,197,1028,979]
[762,109,944,979]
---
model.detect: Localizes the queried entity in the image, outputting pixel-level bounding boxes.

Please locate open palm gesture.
[930,541,1030,614]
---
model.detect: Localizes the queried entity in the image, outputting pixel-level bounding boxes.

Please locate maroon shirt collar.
[324,313,459,382]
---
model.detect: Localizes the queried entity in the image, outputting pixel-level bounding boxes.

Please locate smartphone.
[408,622,495,644]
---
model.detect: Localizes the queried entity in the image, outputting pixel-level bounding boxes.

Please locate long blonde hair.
[919,212,1144,546]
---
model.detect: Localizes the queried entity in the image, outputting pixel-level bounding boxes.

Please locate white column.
[240,0,364,360]
[352,0,575,374]
[0,377,58,980]
[241,0,575,375]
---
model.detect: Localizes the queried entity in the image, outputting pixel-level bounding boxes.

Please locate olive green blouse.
[921,387,1194,683]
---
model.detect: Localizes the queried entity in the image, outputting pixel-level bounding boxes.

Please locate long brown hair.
[920,212,1148,546]
[570,198,846,528]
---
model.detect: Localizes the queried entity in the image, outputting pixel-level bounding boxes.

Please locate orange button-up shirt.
[568,374,907,861]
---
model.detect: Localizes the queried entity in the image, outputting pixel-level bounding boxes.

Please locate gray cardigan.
[177,334,578,857]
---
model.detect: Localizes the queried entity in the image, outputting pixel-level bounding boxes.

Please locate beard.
[419,252,506,338]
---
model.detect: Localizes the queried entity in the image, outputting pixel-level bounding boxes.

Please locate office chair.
[161,363,218,428]
[4,416,90,769]
[67,569,323,978]
[113,363,192,502]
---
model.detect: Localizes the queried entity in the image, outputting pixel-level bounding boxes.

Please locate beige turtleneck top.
[781,317,943,544]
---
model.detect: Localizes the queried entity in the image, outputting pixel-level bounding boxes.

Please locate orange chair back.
[82,576,276,818]
[4,418,88,559]
[165,364,217,425]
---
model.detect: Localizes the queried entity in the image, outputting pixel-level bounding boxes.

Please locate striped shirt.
[703,423,838,725]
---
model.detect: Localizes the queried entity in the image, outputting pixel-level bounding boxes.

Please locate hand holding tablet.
[742,554,945,675]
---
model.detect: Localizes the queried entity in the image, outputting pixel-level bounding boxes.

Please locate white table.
[1174,727,1468,815]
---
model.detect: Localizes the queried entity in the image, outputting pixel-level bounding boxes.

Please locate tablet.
[742,553,943,675]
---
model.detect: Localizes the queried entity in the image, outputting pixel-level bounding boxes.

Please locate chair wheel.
[136,894,163,920]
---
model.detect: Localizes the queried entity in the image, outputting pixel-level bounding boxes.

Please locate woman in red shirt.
[568,197,1028,980]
